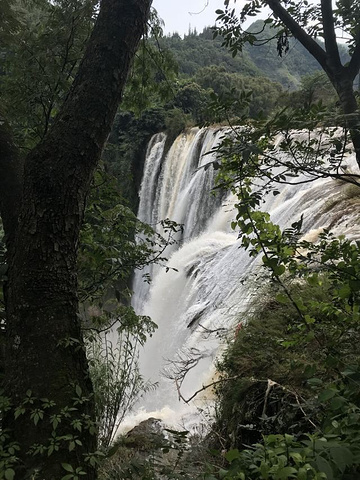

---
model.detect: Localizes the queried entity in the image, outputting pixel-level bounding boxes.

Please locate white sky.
[152,1,350,43]
[152,0,238,35]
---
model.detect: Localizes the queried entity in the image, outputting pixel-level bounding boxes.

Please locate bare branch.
[262,379,319,431]
[175,374,243,404]
[177,375,320,431]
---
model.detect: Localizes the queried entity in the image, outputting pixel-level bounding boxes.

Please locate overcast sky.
[152,0,236,35]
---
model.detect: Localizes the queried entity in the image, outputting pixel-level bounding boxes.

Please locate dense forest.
[0,0,360,479]
[160,22,326,87]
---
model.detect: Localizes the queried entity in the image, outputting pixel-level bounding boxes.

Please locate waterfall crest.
[137,127,226,241]
[127,126,360,430]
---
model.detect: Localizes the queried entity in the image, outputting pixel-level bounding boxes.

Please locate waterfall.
[126,127,360,431]
[133,127,226,312]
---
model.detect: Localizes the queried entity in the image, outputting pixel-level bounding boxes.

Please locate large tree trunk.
[1,0,152,478]
[331,74,360,166]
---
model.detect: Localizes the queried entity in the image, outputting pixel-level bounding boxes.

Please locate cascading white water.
[133,127,226,312]
[126,127,360,431]
[137,128,225,238]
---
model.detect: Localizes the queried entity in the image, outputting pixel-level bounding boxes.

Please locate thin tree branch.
[177,374,320,431]
[175,374,243,404]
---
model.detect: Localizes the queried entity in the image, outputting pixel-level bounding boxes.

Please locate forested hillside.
[159,21,349,90]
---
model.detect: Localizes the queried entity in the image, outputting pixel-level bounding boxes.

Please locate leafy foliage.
[87,320,156,449]
[204,432,359,479]
[0,0,20,44]
[0,0,98,149]
[214,2,353,61]
[193,65,283,120]
[0,163,181,479]
[78,168,161,304]
[0,0,176,152]
[0,5,182,475]
[210,188,360,477]
[203,73,360,480]
[122,38,178,115]
[77,166,183,451]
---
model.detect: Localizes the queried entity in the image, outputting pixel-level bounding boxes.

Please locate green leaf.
[304,314,315,324]
[75,385,82,397]
[298,467,311,480]
[289,452,302,464]
[273,264,285,276]
[275,467,297,479]
[307,378,323,387]
[338,284,351,299]
[219,468,229,478]
[306,330,315,341]
[61,463,74,473]
[318,389,336,402]
[5,468,15,480]
[342,366,360,380]
[260,461,270,477]
[14,407,25,419]
[266,434,280,444]
[307,274,320,286]
[330,447,353,472]
[304,365,317,378]
[276,293,288,304]
[330,396,346,411]
[315,456,334,480]
[225,449,240,462]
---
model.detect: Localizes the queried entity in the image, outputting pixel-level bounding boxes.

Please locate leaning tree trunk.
[266,0,360,168]
[332,74,360,167]
[1,0,151,478]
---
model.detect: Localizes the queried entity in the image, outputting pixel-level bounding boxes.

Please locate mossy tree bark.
[0,0,152,478]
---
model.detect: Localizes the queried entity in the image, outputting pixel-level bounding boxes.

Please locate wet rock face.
[126,417,163,436]
[100,418,210,479]
[125,417,165,450]
[100,418,183,479]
